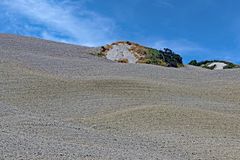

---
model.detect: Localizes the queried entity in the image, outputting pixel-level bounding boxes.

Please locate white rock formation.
[105,43,138,63]
[208,62,227,70]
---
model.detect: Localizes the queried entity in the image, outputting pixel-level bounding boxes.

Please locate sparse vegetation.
[97,52,105,57]
[223,63,238,69]
[138,58,168,66]
[116,58,129,63]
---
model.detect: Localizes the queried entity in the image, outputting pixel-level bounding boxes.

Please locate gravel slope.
[1,34,240,160]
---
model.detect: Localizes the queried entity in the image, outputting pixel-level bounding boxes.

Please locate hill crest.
[99,41,183,68]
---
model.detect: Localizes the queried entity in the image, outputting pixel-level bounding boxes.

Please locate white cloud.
[0,0,115,46]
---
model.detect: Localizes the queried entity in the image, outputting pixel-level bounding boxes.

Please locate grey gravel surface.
[0,34,240,160]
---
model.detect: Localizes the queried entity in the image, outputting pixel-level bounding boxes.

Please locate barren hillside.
[1,34,240,160]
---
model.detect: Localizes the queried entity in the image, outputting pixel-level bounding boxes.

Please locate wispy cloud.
[0,0,115,46]
[153,0,174,8]
[152,39,206,54]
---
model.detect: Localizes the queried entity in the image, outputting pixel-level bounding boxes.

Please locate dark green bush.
[223,63,238,69]
[144,48,182,67]
[189,60,198,66]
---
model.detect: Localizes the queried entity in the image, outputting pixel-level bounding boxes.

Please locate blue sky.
[0,0,240,63]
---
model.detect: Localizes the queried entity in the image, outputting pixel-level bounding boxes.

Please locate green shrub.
[144,48,182,67]
[189,60,198,66]
[223,63,237,69]
[97,51,105,57]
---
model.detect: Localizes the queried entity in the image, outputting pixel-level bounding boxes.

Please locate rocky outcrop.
[189,60,240,70]
[98,41,183,68]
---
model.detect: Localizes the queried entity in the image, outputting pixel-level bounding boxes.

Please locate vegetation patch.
[116,58,129,63]
[189,60,240,70]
